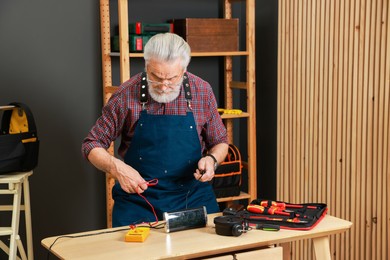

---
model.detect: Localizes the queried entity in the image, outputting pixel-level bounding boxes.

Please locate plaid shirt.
[82,72,228,159]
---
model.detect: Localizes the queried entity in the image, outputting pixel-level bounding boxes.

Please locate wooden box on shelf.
[171,18,239,52]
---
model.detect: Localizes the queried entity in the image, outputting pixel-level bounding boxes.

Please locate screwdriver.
[287,218,309,223]
[260,200,286,210]
[260,200,317,210]
[248,215,309,223]
[255,224,280,231]
[247,204,290,216]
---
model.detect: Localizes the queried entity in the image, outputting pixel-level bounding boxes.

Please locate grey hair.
[144,33,191,70]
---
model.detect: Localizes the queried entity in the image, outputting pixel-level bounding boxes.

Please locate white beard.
[148,85,181,103]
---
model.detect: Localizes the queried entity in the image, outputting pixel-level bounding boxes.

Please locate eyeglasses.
[146,74,183,88]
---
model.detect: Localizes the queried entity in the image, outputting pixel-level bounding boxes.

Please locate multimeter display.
[163,206,207,233]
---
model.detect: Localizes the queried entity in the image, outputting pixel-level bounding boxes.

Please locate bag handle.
[1,102,37,134]
[225,144,241,162]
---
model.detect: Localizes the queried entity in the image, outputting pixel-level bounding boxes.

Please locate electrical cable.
[46,227,129,260]
[46,177,202,259]
[46,221,166,260]
[46,178,161,260]
[135,178,159,227]
[185,175,203,209]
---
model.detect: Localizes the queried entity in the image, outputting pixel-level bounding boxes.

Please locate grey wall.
[0,1,104,259]
[0,0,278,259]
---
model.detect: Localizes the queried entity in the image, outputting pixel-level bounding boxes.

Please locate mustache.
[155,89,168,94]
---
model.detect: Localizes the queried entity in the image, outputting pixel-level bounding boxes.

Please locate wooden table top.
[42,214,352,260]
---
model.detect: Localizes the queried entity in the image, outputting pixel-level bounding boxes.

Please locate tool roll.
[233,199,328,230]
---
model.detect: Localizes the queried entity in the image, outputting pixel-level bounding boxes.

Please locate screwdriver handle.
[260,200,286,210]
[255,224,280,231]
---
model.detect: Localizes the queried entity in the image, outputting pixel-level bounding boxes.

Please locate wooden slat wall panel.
[277,0,390,259]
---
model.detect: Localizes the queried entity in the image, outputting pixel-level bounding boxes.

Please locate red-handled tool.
[260,200,286,210]
[247,204,290,216]
[287,218,309,223]
[248,215,309,224]
[260,200,318,210]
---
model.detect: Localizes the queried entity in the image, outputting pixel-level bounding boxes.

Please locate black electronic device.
[163,206,207,233]
[213,216,248,237]
[222,207,239,216]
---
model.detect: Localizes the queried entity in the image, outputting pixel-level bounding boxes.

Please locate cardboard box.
[172,18,239,52]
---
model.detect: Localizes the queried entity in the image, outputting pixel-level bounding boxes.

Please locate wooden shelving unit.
[110,51,250,57]
[99,0,256,227]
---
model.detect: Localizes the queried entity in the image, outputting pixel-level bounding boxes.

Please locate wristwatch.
[204,154,218,171]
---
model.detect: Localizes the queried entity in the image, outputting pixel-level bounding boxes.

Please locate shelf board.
[216,191,251,203]
[220,112,249,119]
[105,86,118,94]
[231,81,247,89]
[109,51,249,58]
[191,51,249,57]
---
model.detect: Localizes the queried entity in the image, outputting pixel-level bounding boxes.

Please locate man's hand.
[87,147,148,193]
[194,156,215,182]
[112,159,148,193]
[194,143,229,182]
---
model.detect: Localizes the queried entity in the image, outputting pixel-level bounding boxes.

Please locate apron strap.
[183,73,192,110]
[140,73,148,110]
[140,72,192,110]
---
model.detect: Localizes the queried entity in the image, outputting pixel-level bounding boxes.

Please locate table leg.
[313,236,332,260]
[280,242,291,260]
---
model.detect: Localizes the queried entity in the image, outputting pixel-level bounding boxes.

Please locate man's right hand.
[87,147,148,193]
[111,158,148,193]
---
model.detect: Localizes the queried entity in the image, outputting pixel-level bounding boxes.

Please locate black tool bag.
[209,144,242,198]
[237,199,328,230]
[0,102,39,174]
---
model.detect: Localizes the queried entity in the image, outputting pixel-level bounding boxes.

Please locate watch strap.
[204,154,218,170]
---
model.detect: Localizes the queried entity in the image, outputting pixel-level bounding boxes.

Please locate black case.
[0,102,39,174]
[237,199,328,230]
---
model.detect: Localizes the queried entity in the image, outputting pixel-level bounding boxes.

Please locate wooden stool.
[0,171,33,260]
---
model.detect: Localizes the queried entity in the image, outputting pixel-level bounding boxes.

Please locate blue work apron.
[112,77,219,227]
